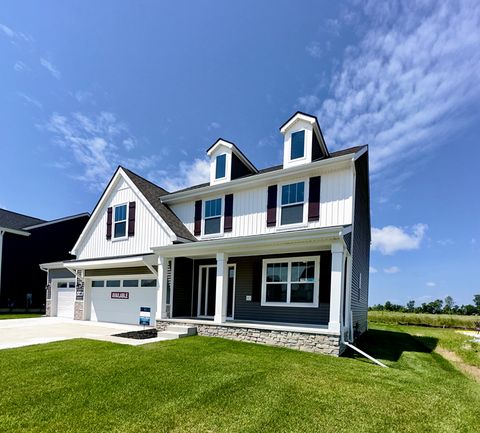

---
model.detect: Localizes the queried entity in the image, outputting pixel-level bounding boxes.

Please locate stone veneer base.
[156,320,344,356]
[74,301,84,320]
[45,299,52,317]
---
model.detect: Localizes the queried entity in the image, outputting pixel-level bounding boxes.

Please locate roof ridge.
[121,166,170,196]
[0,208,45,222]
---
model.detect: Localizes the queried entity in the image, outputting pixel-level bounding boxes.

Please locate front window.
[114,204,127,238]
[290,130,305,160]
[204,198,222,234]
[281,182,305,225]
[262,257,319,307]
[215,154,226,179]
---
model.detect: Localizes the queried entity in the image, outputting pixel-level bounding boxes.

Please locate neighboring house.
[0,209,89,312]
[43,112,370,356]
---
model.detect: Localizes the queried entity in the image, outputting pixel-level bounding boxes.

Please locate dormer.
[280,112,330,169]
[206,138,257,185]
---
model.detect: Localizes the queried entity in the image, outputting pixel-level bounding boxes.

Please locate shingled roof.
[0,209,45,231]
[122,168,197,242]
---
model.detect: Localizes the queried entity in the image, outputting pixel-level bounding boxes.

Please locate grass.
[369,310,480,329]
[0,313,42,320]
[0,326,479,433]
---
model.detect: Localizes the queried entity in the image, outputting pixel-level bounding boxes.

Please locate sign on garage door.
[90,278,157,325]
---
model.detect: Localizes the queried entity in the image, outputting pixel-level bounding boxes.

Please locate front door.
[198,265,236,318]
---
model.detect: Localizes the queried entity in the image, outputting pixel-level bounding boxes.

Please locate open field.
[0,314,43,320]
[0,324,479,433]
[369,310,480,329]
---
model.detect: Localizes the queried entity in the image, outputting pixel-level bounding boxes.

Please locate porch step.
[158,325,197,339]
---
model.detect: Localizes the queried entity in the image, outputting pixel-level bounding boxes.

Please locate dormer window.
[204,198,222,235]
[280,182,305,225]
[215,154,226,179]
[290,131,305,160]
[113,204,128,239]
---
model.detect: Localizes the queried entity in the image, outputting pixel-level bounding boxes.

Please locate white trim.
[197,264,216,317]
[112,202,129,241]
[201,197,224,238]
[207,139,258,173]
[261,255,320,308]
[227,264,236,320]
[0,226,31,236]
[162,153,355,204]
[288,130,307,163]
[65,254,155,270]
[22,213,89,230]
[214,154,227,181]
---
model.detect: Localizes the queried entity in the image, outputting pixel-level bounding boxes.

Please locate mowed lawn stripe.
[0,328,479,433]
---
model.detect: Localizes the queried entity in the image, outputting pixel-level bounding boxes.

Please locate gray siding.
[48,268,75,282]
[350,152,371,336]
[231,251,331,325]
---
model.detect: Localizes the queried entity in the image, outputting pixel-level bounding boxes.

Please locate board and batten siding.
[170,166,354,239]
[75,177,172,260]
[350,153,370,336]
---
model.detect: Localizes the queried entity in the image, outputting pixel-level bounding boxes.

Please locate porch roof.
[63,253,157,271]
[152,225,351,258]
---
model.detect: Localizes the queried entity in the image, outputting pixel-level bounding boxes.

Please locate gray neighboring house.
[43,112,370,356]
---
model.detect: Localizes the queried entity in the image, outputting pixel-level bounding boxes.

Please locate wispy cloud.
[372,223,427,255]
[297,95,320,112]
[40,58,61,79]
[43,111,149,190]
[305,41,322,59]
[384,266,400,274]
[74,90,94,103]
[14,61,26,72]
[154,158,210,192]
[207,121,221,131]
[426,281,436,287]
[369,266,378,274]
[18,92,42,109]
[0,23,31,42]
[304,1,480,187]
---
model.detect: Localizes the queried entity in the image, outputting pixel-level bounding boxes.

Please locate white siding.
[170,166,353,240]
[76,177,172,259]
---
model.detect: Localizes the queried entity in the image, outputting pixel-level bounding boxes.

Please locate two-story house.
[42,112,370,356]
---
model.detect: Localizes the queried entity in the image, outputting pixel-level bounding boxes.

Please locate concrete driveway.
[0,317,147,350]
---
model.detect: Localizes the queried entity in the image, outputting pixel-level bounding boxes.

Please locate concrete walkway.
[0,317,159,350]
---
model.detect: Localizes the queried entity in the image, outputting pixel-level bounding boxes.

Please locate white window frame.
[261,256,320,308]
[112,203,129,241]
[277,179,309,229]
[290,130,306,162]
[215,153,227,181]
[202,197,224,237]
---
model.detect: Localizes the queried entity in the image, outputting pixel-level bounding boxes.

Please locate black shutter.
[224,194,233,232]
[308,176,321,221]
[251,258,262,302]
[266,185,277,227]
[128,201,136,236]
[194,200,202,236]
[106,207,113,240]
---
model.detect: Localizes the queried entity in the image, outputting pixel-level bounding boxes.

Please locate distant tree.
[384,301,392,311]
[444,296,454,313]
[474,294,480,309]
[406,300,415,312]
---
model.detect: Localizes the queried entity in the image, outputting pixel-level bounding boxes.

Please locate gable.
[73,174,174,260]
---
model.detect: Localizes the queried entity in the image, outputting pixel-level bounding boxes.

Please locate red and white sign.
[111,292,129,300]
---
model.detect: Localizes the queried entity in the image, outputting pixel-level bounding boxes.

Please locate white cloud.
[297,95,320,112]
[384,266,400,274]
[74,90,94,103]
[304,1,480,188]
[208,122,221,131]
[43,111,147,190]
[306,41,322,58]
[372,223,427,255]
[155,158,210,192]
[18,92,42,109]
[0,23,31,42]
[426,281,436,287]
[14,61,26,72]
[40,58,61,79]
[369,266,378,274]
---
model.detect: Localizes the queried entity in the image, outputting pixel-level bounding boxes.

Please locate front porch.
[153,227,352,355]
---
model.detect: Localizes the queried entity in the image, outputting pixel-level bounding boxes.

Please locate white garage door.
[90,278,157,326]
[57,282,75,319]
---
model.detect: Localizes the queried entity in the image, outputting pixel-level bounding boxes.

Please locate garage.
[56,281,76,319]
[89,277,157,326]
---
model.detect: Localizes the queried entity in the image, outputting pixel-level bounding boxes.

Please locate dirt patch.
[113,329,158,340]
[435,346,480,382]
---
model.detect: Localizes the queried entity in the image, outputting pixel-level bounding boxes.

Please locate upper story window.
[114,204,127,238]
[280,182,305,225]
[204,198,222,235]
[290,130,305,160]
[215,154,227,179]
[261,256,319,307]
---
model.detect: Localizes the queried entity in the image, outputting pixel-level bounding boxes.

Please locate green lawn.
[0,326,479,433]
[0,313,43,320]
[369,310,479,329]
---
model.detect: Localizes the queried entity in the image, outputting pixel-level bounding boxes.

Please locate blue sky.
[1,0,479,306]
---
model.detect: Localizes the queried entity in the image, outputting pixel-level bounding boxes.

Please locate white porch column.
[214,252,228,324]
[328,242,344,333]
[156,256,169,320]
